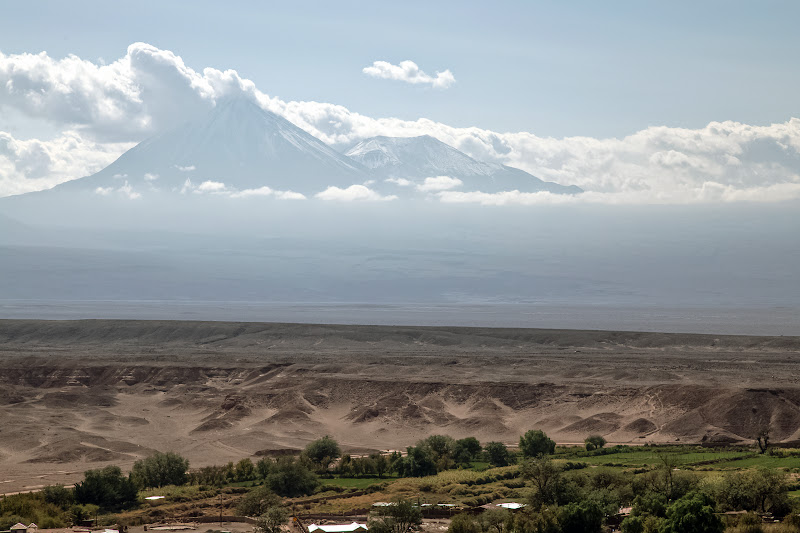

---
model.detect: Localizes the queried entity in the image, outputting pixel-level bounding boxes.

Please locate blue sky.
[2,0,799,138]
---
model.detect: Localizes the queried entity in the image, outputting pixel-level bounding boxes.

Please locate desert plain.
[1,319,799,495]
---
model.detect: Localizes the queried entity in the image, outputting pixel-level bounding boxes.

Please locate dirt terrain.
[1,319,799,494]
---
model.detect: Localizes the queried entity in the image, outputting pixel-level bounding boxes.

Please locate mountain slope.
[346,135,582,194]
[53,97,369,195]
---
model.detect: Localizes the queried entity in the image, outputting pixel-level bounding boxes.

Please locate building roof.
[479,502,526,511]
[497,503,525,510]
[10,525,27,531]
[308,523,368,533]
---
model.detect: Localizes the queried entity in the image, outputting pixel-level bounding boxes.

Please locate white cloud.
[118,180,141,199]
[385,177,412,187]
[275,190,306,200]
[195,180,228,193]
[0,130,133,197]
[143,172,158,181]
[179,178,194,194]
[315,184,397,202]
[228,186,306,200]
[94,180,140,199]
[181,181,306,200]
[437,182,800,205]
[174,165,195,172]
[416,176,463,192]
[228,186,273,198]
[3,42,800,204]
[363,60,456,89]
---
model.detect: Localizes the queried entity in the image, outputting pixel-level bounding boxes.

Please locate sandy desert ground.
[1,319,799,494]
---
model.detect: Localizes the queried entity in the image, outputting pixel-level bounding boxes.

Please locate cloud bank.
[315,184,397,202]
[179,179,306,200]
[362,60,456,89]
[2,43,800,204]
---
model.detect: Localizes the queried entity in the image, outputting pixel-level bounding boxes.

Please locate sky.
[1,0,800,203]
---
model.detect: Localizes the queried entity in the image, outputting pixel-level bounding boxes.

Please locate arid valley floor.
[2,319,799,495]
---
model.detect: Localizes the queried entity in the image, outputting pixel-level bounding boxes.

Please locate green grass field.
[320,476,396,490]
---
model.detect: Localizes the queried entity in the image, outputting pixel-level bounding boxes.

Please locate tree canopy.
[519,430,556,458]
[130,451,189,489]
[303,436,342,473]
[368,499,423,533]
[484,441,513,467]
[74,466,138,509]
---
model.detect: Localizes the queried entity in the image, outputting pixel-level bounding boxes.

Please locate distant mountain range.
[347,135,582,194]
[13,97,582,199]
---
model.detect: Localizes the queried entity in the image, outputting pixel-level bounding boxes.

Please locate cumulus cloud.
[174,165,195,172]
[228,185,306,200]
[179,180,305,200]
[362,60,456,89]
[315,184,397,202]
[0,130,133,196]
[195,180,228,193]
[143,172,158,181]
[94,180,140,199]
[416,176,463,192]
[3,42,800,204]
[385,177,412,187]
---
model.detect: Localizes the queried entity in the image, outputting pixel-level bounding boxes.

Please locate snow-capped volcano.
[346,135,581,194]
[54,96,369,195]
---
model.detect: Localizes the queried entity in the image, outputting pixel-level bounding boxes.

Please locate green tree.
[558,501,604,533]
[368,499,423,533]
[448,513,480,533]
[235,458,256,481]
[456,437,482,458]
[715,468,790,514]
[509,507,560,533]
[755,428,770,454]
[303,436,341,474]
[478,509,512,533]
[265,457,319,497]
[419,435,456,471]
[584,435,607,451]
[453,437,482,467]
[371,453,389,478]
[237,486,281,517]
[255,506,289,533]
[73,466,138,509]
[130,451,190,489]
[42,484,75,508]
[484,442,513,467]
[256,457,274,479]
[69,503,99,525]
[521,457,564,508]
[620,515,644,533]
[519,430,555,458]
[397,446,437,477]
[660,493,724,533]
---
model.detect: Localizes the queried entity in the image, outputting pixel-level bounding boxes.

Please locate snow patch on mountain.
[346,135,582,194]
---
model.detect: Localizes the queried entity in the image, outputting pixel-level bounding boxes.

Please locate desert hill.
[1,319,799,494]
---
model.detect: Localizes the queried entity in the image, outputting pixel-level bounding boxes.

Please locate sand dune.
[1,319,799,494]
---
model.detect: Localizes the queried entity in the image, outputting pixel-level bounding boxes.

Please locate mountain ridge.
[346,134,582,194]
